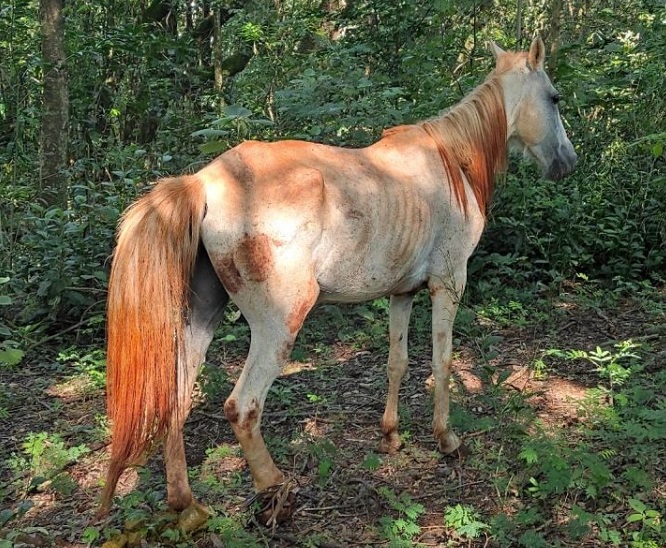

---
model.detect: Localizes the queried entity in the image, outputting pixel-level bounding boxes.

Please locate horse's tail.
[99,176,206,514]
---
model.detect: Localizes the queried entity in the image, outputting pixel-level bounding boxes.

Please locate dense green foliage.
[0,1,664,546]
[1,0,664,337]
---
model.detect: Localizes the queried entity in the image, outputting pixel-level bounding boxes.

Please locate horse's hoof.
[249,482,298,527]
[436,429,462,455]
[378,432,402,454]
[178,501,211,533]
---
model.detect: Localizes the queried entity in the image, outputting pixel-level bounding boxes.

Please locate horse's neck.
[422,79,508,216]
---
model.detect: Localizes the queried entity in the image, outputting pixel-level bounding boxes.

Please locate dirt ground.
[1,290,664,547]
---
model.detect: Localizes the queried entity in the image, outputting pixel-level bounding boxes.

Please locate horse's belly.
[315,255,428,304]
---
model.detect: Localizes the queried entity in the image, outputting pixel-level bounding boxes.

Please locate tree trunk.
[39,0,69,206]
[516,0,523,46]
[213,7,224,93]
[545,0,563,74]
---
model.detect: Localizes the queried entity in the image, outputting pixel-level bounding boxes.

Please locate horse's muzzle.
[545,147,577,181]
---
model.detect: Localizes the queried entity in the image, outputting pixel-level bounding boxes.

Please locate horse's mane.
[423,74,507,216]
[385,73,508,217]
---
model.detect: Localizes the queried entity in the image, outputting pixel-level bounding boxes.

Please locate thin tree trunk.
[545,0,563,74]
[39,0,69,206]
[213,8,224,93]
[516,0,523,46]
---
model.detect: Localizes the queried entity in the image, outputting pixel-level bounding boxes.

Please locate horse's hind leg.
[223,267,319,494]
[164,250,228,512]
[379,294,414,454]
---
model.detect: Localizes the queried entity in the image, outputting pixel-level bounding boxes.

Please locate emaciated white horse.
[99,37,576,526]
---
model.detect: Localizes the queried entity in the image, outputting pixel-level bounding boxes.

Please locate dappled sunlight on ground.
[45,375,99,401]
[1,288,664,546]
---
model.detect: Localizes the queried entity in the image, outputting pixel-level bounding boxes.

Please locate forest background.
[0,1,665,547]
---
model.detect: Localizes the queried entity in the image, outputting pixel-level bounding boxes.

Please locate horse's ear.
[489,41,506,63]
[528,36,546,71]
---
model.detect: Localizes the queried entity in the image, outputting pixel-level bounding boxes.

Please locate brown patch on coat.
[287,300,311,335]
[215,255,243,293]
[429,285,443,297]
[236,234,273,282]
[225,397,260,435]
[240,399,260,433]
[224,398,239,424]
[345,208,364,221]
[286,280,318,335]
[278,340,293,363]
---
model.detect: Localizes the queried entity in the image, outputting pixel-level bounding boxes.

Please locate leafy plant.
[207,514,263,548]
[444,503,489,540]
[8,432,89,496]
[361,452,382,471]
[56,346,107,389]
[0,277,24,367]
[548,340,641,405]
[378,486,426,546]
[625,498,663,546]
[192,104,274,156]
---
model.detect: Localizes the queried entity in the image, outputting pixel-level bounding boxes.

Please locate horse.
[98,37,576,526]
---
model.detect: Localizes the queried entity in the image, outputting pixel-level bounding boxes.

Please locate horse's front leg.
[379,294,414,454]
[429,278,464,454]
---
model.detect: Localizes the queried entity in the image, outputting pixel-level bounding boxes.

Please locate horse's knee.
[387,355,408,379]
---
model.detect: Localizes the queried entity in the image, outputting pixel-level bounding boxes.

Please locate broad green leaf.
[191,128,230,138]
[223,104,252,118]
[626,513,644,523]
[0,348,24,366]
[199,140,228,155]
[628,498,647,513]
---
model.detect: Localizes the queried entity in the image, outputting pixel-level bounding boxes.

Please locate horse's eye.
[552,94,561,105]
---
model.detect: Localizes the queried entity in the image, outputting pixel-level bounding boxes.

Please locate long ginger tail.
[98,176,206,514]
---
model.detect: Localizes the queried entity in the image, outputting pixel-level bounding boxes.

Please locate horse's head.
[491,37,577,180]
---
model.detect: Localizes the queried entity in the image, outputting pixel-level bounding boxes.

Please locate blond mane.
[408,74,508,217]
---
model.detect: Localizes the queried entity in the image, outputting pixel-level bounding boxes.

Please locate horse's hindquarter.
[199,141,328,294]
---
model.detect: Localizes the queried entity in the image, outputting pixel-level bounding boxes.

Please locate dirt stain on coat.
[236,233,273,283]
